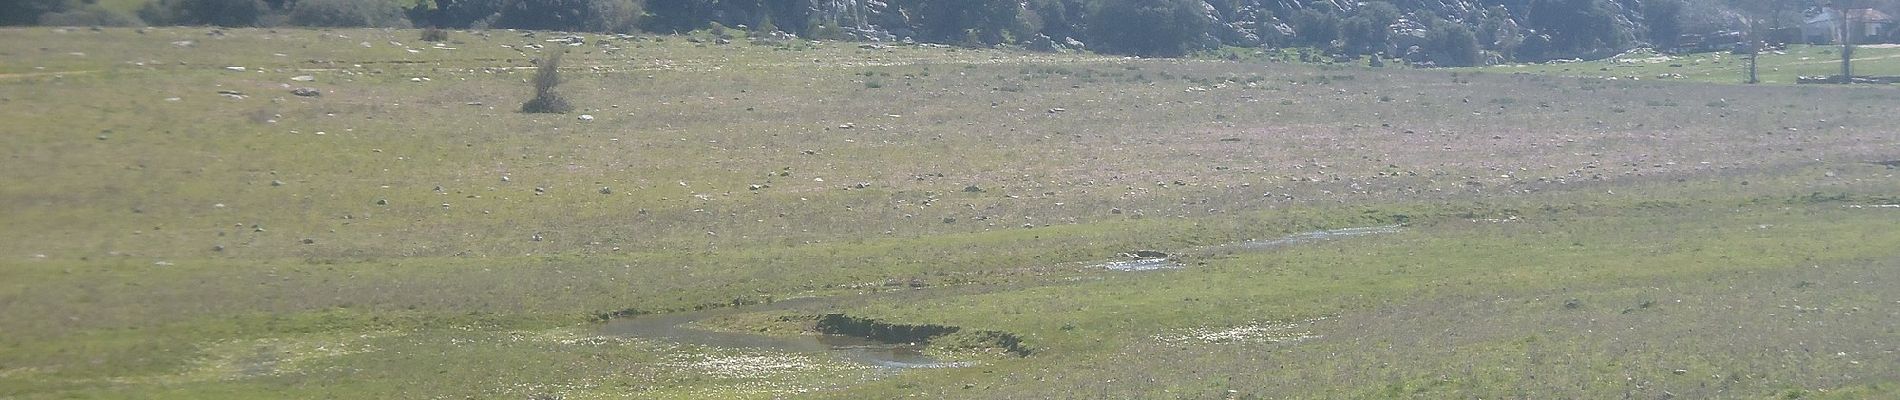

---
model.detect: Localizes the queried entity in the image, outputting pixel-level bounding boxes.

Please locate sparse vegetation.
[519,50,571,114]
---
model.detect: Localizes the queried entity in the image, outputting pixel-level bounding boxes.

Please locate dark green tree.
[138,0,270,26]
[1085,0,1211,57]
[1425,18,1481,66]
[1524,0,1630,56]
[492,0,640,33]
[902,0,1023,45]
[1342,1,1400,56]
[1643,0,1685,48]
[1476,5,1522,59]
[1,0,70,25]
[1291,8,1340,48]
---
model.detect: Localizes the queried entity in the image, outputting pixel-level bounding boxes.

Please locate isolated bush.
[420,26,449,41]
[288,0,410,28]
[38,5,146,27]
[519,51,572,114]
[139,0,270,26]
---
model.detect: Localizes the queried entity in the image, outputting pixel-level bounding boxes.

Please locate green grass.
[3,27,1899,398]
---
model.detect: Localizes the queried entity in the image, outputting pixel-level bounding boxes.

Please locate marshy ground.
[3,27,1899,399]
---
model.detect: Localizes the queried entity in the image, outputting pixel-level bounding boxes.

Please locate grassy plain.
[3,27,1899,399]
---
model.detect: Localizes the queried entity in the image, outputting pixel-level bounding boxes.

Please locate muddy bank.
[599,286,1036,368]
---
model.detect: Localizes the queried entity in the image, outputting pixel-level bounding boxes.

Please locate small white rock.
[578,114,595,121]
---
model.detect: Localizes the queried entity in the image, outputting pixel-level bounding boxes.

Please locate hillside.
[8,0,1822,63]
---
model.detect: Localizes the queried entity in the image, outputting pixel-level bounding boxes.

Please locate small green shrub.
[520,51,572,114]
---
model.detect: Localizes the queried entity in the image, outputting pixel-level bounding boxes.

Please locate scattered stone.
[217,90,245,99]
[223,66,246,72]
[290,75,315,82]
[300,238,315,244]
[748,184,765,191]
[1132,250,1168,258]
[963,185,983,193]
[852,182,871,189]
[1110,208,1122,214]
[270,180,284,186]
[290,87,320,97]
[375,199,387,205]
[578,114,595,121]
[211,245,224,252]
[1047,108,1066,113]
[598,186,612,194]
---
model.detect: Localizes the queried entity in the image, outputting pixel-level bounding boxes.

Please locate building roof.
[1809,8,1895,24]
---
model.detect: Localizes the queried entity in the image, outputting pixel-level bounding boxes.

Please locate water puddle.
[600,297,974,369]
[1090,225,1404,272]
[1098,258,1184,271]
